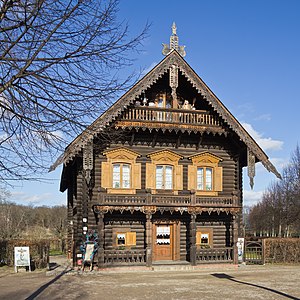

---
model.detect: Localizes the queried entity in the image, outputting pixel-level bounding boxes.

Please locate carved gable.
[103,147,140,162]
[189,152,222,165]
[147,149,183,164]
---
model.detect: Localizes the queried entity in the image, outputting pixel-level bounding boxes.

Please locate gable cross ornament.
[162,22,186,57]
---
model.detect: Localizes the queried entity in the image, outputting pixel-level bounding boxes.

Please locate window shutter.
[175,165,183,190]
[196,231,201,245]
[126,232,136,246]
[101,162,111,188]
[146,163,155,189]
[188,165,197,190]
[214,167,223,191]
[132,163,141,189]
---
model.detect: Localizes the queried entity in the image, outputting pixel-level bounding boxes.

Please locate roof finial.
[172,22,177,35]
[162,22,186,57]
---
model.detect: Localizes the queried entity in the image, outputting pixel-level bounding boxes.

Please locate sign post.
[237,238,245,263]
[14,247,31,272]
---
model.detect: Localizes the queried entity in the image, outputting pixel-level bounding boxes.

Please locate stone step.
[152,264,194,271]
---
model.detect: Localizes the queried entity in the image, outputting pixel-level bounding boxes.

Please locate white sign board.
[237,238,245,263]
[14,247,31,272]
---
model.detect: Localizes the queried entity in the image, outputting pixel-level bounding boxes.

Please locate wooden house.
[59,24,280,268]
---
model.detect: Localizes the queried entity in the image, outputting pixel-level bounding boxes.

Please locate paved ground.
[0,256,299,300]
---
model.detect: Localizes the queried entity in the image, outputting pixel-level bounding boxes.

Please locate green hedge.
[0,239,49,269]
[264,238,300,263]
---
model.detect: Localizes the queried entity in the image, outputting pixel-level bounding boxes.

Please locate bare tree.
[0,0,148,183]
[249,145,300,237]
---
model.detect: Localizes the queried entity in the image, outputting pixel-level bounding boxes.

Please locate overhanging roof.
[51,50,281,179]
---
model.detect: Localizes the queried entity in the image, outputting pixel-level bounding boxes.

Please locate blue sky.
[9,0,300,207]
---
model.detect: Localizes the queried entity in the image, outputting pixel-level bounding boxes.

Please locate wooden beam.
[129,131,135,146]
[196,134,203,150]
[175,132,182,148]
[151,132,158,147]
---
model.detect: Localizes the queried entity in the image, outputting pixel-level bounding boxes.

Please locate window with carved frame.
[101,147,141,194]
[188,152,223,196]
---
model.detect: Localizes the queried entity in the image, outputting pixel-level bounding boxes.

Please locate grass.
[49,250,65,256]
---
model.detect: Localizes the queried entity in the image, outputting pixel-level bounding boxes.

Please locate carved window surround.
[146,149,183,195]
[101,147,141,194]
[188,152,223,196]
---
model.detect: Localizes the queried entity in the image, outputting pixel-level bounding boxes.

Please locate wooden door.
[153,224,173,261]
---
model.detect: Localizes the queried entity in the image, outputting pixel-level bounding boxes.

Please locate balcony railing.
[98,193,238,207]
[196,247,233,263]
[103,249,146,266]
[122,107,220,126]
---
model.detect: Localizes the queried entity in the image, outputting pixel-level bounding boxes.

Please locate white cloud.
[243,189,264,206]
[10,191,65,207]
[241,122,283,151]
[254,114,271,121]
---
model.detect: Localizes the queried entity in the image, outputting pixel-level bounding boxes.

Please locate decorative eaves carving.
[55,51,281,181]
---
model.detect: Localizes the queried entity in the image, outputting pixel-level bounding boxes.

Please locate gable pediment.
[188,152,222,164]
[103,147,140,161]
[147,149,183,163]
[56,50,281,181]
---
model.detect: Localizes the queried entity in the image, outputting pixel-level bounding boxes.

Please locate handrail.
[122,107,220,126]
[98,193,237,207]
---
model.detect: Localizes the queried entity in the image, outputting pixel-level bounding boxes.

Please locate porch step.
[152,261,194,271]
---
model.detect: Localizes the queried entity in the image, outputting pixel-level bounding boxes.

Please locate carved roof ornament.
[54,50,281,186]
[162,22,186,57]
[83,141,93,185]
[247,149,256,189]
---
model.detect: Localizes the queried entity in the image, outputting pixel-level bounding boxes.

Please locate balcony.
[115,107,225,133]
[97,193,238,208]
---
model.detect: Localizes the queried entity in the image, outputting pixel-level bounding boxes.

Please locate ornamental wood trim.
[59,50,280,180]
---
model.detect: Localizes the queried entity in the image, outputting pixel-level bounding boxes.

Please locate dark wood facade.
[58,29,280,268]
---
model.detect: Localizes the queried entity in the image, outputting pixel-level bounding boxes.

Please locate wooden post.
[232,215,238,264]
[189,214,197,266]
[145,214,152,267]
[97,213,105,268]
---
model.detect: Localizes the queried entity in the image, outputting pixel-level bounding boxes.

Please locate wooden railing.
[98,194,237,207]
[196,247,233,263]
[102,195,146,205]
[122,107,220,126]
[104,249,146,265]
[152,195,191,206]
[196,197,236,207]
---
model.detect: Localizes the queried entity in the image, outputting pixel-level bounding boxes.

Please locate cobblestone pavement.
[0,256,299,300]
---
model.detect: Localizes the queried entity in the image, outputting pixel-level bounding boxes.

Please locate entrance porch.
[94,207,238,268]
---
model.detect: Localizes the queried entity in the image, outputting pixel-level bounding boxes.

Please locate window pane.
[122,164,130,188]
[117,233,126,245]
[165,166,173,189]
[201,233,209,244]
[197,167,204,190]
[206,168,212,190]
[156,166,163,189]
[113,164,120,188]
